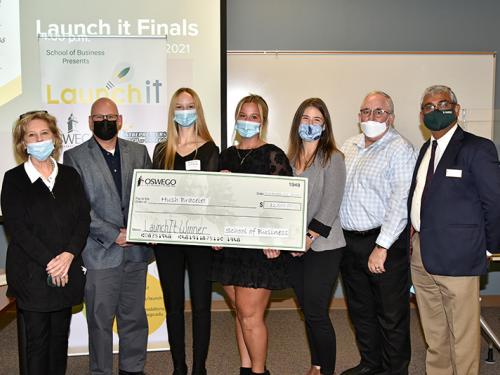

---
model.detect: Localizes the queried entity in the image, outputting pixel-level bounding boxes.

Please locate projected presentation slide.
[0,0,224,202]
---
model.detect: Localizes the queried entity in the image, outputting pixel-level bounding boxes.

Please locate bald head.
[91,97,119,116]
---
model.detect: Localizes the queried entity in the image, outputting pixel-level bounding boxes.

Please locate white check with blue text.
[127,170,308,251]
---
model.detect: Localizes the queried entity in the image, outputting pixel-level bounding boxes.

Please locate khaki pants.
[411,233,480,375]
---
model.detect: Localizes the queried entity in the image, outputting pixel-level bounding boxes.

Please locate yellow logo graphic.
[0,75,22,106]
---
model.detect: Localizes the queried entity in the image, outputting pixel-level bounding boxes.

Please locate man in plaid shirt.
[339,91,416,375]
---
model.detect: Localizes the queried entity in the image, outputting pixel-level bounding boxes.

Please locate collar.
[95,136,120,156]
[24,156,58,184]
[431,124,458,150]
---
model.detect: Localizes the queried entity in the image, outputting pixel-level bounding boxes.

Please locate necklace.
[236,147,254,166]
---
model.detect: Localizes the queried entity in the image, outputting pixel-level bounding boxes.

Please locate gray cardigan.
[293,151,346,251]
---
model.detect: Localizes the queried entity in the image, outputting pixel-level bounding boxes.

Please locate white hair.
[363,90,394,114]
[421,85,458,106]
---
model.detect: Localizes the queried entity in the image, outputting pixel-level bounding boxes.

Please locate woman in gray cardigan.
[287,98,346,375]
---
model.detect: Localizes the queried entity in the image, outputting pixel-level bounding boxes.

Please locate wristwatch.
[306,232,316,242]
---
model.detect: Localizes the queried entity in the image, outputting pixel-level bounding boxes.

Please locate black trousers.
[17,305,72,375]
[289,249,343,375]
[154,245,212,373]
[340,229,411,375]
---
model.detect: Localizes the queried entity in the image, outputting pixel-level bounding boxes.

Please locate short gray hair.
[363,90,394,114]
[421,85,458,106]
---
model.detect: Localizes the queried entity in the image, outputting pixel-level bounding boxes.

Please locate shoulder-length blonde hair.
[13,111,63,162]
[287,98,342,168]
[162,87,214,170]
[233,94,269,144]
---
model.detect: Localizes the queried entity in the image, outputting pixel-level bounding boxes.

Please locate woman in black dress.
[1,111,90,375]
[153,88,219,375]
[212,95,292,375]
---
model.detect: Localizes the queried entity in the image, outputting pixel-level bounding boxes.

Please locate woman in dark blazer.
[287,98,346,375]
[152,88,219,375]
[1,110,90,375]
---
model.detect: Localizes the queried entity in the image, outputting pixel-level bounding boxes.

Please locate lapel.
[88,137,121,201]
[307,157,323,192]
[119,138,132,204]
[429,126,465,192]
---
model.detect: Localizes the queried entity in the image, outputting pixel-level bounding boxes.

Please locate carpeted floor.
[1,305,499,374]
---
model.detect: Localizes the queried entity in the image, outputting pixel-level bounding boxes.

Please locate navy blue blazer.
[408,126,500,276]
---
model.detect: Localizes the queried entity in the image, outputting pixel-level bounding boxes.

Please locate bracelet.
[306,232,316,242]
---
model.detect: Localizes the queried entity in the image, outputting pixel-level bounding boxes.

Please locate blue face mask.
[235,120,260,138]
[298,123,324,142]
[174,109,197,128]
[27,139,54,161]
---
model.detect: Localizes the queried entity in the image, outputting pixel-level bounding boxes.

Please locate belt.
[343,227,381,237]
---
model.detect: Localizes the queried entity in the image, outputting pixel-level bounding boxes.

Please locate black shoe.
[240,367,252,375]
[119,370,145,375]
[192,369,207,375]
[173,364,188,375]
[340,364,383,375]
[251,371,270,375]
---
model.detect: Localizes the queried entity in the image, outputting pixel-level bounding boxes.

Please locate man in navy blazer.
[408,85,500,374]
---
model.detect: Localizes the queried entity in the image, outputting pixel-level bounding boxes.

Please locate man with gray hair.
[409,85,500,374]
[340,91,416,375]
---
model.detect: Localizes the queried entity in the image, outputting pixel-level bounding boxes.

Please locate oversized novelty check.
[127,170,308,251]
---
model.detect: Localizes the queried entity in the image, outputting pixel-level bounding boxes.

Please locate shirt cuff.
[375,232,395,250]
[309,218,332,238]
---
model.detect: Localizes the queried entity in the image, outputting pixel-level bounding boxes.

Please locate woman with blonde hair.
[1,110,90,375]
[211,94,292,375]
[152,88,219,375]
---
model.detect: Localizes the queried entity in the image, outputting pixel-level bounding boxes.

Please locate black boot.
[192,369,207,375]
[251,370,270,375]
[173,363,188,375]
[240,367,252,375]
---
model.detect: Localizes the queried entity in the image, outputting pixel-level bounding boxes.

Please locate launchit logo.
[137,175,176,187]
[45,63,163,105]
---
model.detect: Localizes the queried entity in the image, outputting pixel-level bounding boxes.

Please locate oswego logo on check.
[137,175,176,187]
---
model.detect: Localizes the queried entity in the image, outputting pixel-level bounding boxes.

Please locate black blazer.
[1,163,90,312]
[408,126,500,276]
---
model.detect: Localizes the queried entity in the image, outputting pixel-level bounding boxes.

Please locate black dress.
[211,143,293,290]
[152,140,219,172]
[152,140,219,373]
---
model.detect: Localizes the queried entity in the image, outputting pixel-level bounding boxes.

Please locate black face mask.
[93,120,118,140]
[423,109,457,131]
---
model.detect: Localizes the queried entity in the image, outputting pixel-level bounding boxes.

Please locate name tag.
[185,159,201,171]
[446,168,462,178]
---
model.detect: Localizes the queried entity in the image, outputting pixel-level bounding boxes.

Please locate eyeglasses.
[19,110,48,120]
[421,101,456,114]
[359,108,392,118]
[91,114,119,122]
